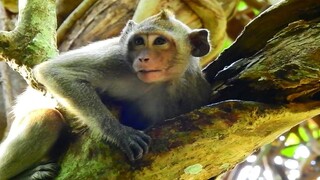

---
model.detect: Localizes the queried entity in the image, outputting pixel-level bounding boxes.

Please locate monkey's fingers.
[129,140,144,160]
[121,135,149,161]
[120,142,136,161]
[133,133,150,154]
[139,131,152,146]
[127,134,149,160]
[15,162,60,180]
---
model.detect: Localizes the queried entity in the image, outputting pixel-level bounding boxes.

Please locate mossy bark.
[58,101,320,179]
[0,0,57,88]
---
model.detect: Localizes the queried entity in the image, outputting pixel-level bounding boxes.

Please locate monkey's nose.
[139,58,149,62]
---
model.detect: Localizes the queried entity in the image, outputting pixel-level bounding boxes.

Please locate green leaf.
[298,127,309,142]
[285,133,300,146]
[237,1,248,11]
[280,144,299,158]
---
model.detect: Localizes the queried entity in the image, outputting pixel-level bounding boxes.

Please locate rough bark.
[0,0,57,88]
[204,0,320,81]
[0,0,320,179]
[209,20,320,104]
[58,101,320,180]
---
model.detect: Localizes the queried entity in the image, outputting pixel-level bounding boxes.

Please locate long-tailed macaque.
[0,10,211,179]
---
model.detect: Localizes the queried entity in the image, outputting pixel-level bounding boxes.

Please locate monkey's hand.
[104,125,151,161]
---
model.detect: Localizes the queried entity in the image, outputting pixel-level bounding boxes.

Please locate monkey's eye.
[133,36,144,46]
[153,36,167,45]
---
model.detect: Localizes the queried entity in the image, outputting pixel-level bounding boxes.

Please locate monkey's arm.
[33,39,151,161]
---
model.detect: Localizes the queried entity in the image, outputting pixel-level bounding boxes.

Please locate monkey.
[0,10,211,179]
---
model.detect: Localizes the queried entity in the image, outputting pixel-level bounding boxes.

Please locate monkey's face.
[129,33,186,83]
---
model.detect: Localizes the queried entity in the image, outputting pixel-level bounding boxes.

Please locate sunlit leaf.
[280,145,299,158]
[298,127,309,142]
[312,130,320,139]
[237,1,248,11]
[285,133,300,146]
[253,9,260,16]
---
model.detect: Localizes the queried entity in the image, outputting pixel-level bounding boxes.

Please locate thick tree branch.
[204,0,320,81]
[0,0,57,87]
[209,20,320,103]
[58,101,320,179]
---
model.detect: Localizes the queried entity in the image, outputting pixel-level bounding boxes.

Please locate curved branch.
[58,101,320,179]
[11,0,58,67]
[0,0,57,87]
[57,0,98,46]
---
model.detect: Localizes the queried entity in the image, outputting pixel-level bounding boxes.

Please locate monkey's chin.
[137,71,167,83]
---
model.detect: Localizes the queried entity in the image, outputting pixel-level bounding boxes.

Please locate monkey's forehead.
[134,26,173,34]
[136,18,191,35]
[131,27,187,42]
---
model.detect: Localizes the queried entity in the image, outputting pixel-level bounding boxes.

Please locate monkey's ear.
[121,20,137,35]
[189,29,211,57]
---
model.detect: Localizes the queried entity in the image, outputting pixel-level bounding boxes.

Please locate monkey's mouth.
[136,69,169,83]
[138,69,163,73]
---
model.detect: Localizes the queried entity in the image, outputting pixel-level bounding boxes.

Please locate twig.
[57,0,98,46]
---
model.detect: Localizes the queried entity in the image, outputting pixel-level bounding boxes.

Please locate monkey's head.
[121,10,211,83]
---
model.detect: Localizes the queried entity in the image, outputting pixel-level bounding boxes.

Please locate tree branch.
[204,0,320,81]
[58,101,320,179]
[57,0,98,46]
[0,0,57,87]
